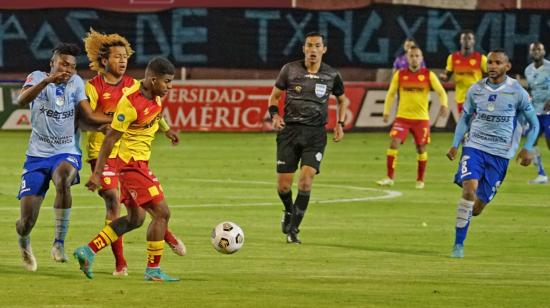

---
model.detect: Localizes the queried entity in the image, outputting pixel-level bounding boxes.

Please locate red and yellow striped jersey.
[111,81,164,163]
[445,51,487,103]
[384,68,448,120]
[85,74,138,160]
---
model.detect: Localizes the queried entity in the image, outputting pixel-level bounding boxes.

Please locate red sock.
[111,236,126,267]
[164,229,177,247]
[417,152,428,181]
[457,103,464,114]
[386,149,398,179]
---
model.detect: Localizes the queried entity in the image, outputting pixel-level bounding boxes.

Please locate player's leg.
[529,115,547,184]
[412,120,430,189]
[456,101,464,114]
[50,160,79,262]
[143,206,186,256]
[276,126,300,235]
[100,187,129,275]
[377,119,407,186]
[143,199,179,282]
[74,203,146,279]
[16,195,44,271]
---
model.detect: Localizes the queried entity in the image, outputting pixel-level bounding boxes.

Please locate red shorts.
[390,117,431,145]
[117,158,164,208]
[456,101,464,114]
[89,158,119,192]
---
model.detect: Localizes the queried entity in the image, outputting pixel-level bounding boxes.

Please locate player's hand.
[164,129,180,145]
[333,123,344,142]
[44,71,71,84]
[272,114,285,131]
[438,106,449,119]
[439,73,448,81]
[383,114,389,123]
[516,148,533,166]
[85,173,102,192]
[446,147,458,161]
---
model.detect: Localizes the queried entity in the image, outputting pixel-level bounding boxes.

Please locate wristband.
[338,121,345,126]
[268,105,279,118]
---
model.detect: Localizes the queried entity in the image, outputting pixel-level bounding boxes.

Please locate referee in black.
[268,31,350,244]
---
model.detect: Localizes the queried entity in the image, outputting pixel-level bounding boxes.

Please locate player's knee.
[277,184,292,194]
[17,216,37,233]
[54,180,72,195]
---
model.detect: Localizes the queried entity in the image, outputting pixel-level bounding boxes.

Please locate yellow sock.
[146,240,164,268]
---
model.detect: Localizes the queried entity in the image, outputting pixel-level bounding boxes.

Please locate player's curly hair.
[83,28,134,74]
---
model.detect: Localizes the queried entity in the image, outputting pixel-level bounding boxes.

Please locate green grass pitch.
[0,131,549,307]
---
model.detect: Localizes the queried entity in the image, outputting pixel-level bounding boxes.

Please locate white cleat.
[20,245,37,272]
[528,175,548,184]
[113,266,128,276]
[168,237,186,256]
[415,181,425,189]
[51,243,68,262]
[376,178,394,187]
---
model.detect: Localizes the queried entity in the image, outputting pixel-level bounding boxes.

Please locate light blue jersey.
[452,76,539,159]
[524,59,550,114]
[21,71,87,157]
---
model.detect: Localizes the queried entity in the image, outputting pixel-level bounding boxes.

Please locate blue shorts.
[454,147,509,204]
[17,153,82,199]
[537,114,550,140]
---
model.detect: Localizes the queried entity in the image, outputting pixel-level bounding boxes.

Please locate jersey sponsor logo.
[478,113,511,122]
[315,83,327,98]
[38,105,74,120]
[469,59,477,66]
[277,160,286,165]
[487,103,495,111]
[144,107,150,115]
[418,74,425,81]
[294,85,302,93]
[488,94,497,102]
[304,73,320,79]
[66,155,79,167]
[117,114,125,121]
[102,92,111,100]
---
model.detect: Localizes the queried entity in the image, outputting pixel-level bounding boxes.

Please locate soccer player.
[392,38,425,73]
[268,32,350,244]
[439,29,487,114]
[83,30,185,276]
[74,57,180,282]
[377,46,448,189]
[447,49,539,258]
[15,43,111,271]
[524,42,550,184]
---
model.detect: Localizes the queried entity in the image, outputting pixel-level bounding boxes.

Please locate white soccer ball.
[211,221,244,254]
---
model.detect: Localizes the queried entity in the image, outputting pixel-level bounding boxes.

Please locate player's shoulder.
[122,74,138,86]
[87,74,103,87]
[470,78,487,92]
[69,74,84,84]
[24,71,47,84]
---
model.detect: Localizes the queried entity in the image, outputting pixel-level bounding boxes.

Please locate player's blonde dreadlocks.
[83,28,134,74]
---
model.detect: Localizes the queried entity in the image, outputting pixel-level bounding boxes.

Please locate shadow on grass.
[306,242,443,257]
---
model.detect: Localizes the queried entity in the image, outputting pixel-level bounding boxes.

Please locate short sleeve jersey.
[524,59,550,114]
[111,82,164,163]
[463,77,533,159]
[22,71,87,157]
[275,60,344,127]
[445,51,487,103]
[85,74,138,160]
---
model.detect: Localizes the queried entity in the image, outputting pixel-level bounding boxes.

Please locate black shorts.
[276,124,327,174]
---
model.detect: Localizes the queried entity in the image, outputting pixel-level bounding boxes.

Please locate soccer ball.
[211,221,244,254]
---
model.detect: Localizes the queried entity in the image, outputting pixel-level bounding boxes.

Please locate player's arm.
[480,54,488,77]
[77,99,112,127]
[17,72,71,107]
[332,73,348,142]
[158,117,179,145]
[439,55,453,81]
[429,71,448,118]
[447,90,475,160]
[383,71,399,123]
[269,64,289,130]
[85,97,137,191]
[517,90,539,166]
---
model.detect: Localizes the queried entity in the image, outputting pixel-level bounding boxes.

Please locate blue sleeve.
[451,88,475,147]
[519,88,539,151]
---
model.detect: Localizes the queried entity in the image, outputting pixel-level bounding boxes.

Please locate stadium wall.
[0,81,456,132]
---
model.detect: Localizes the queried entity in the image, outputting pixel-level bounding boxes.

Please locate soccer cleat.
[113,264,128,276]
[281,211,292,234]
[144,267,180,282]
[286,229,301,244]
[528,175,548,184]
[167,237,187,256]
[51,242,68,262]
[376,178,394,187]
[73,246,95,279]
[19,244,37,272]
[415,181,425,189]
[451,244,464,258]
